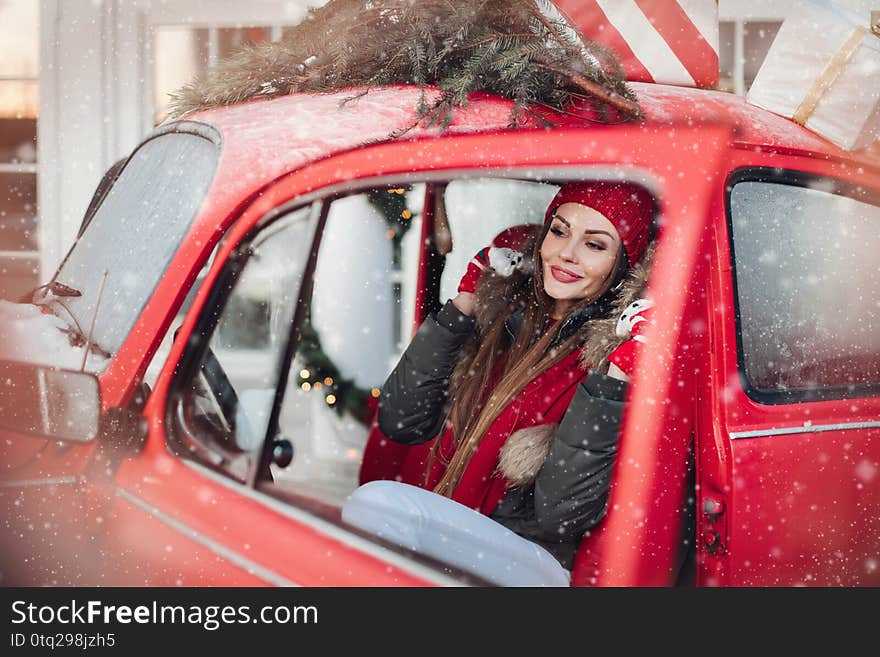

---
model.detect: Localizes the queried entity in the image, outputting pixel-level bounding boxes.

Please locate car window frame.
[160,186,503,586]
[166,165,662,483]
[160,162,671,586]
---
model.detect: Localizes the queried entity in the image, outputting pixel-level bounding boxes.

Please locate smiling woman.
[0,0,40,301]
[359,178,660,580]
[540,181,656,320]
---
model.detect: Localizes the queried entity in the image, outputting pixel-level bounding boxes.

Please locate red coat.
[361,338,589,516]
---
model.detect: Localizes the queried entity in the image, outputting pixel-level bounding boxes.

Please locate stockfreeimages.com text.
[11,600,317,631]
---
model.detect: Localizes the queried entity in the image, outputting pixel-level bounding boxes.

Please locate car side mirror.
[0,360,101,443]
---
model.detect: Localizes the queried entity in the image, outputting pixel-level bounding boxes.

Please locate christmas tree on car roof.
[168,0,643,130]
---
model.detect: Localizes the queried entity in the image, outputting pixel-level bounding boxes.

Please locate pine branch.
[167,0,643,129]
[538,62,642,118]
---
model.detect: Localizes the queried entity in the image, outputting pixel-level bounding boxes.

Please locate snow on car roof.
[182,86,519,207]
[631,83,878,165]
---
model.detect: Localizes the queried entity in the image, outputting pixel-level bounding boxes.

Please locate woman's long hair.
[429,218,627,497]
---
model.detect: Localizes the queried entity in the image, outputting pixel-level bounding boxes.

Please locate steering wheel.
[175,345,243,453]
[199,347,240,429]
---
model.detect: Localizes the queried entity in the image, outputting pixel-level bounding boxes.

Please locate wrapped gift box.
[553,0,720,88]
[746,1,880,151]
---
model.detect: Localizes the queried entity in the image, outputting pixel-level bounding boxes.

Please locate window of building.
[718,19,783,95]
[0,0,39,300]
[153,25,283,124]
[741,21,782,91]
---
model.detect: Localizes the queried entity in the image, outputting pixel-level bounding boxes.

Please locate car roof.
[633,83,878,163]
[187,82,880,178]
[178,82,878,216]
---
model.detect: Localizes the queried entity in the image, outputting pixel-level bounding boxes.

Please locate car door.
[65,123,731,586]
[698,152,880,586]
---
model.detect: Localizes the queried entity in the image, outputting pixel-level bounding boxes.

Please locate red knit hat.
[490,223,542,251]
[544,181,656,264]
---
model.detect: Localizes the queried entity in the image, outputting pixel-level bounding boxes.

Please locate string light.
[314,381,322,390]
[301,382,311,391]
[300,368,310,379]
[324,376,334,386]
[326,394,337,405]
[370,388,381,398]
[401,209,412,220]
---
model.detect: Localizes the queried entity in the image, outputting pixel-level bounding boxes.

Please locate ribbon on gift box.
[792,26,871,125]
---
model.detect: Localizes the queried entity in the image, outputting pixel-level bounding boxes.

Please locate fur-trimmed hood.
[463,242,654,486]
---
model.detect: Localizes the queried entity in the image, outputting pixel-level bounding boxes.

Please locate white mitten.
[488,246,531,277]
[615,298,654,342]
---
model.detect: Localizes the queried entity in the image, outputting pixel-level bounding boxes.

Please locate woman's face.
[540,202,622,318]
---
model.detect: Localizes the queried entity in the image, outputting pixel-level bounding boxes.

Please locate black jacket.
[377,300,627,569]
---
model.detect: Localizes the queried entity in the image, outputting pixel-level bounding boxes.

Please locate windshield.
[50,131,218,371]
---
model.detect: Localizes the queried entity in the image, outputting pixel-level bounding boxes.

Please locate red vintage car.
[1,83,878,586]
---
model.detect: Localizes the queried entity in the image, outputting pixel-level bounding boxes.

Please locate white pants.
[341,480,570,587]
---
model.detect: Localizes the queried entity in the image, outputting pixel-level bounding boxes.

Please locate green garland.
[293,309,377,425]
[368,185,416,260]
[293,187,416,425]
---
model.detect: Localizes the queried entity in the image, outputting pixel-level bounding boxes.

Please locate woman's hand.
[457,246,492,296]
[453,246,493,317]
[454,243,529,317]
[452,292,476,316]
[607,298,654,381]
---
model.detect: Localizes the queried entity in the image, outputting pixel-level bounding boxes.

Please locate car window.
[144,241,221,389]
[729,174,880,402]
[49,130,218,371]
[439,179,558,304]
[271,186,424,504]
[170,186,423,489]
[170,204,315,483]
